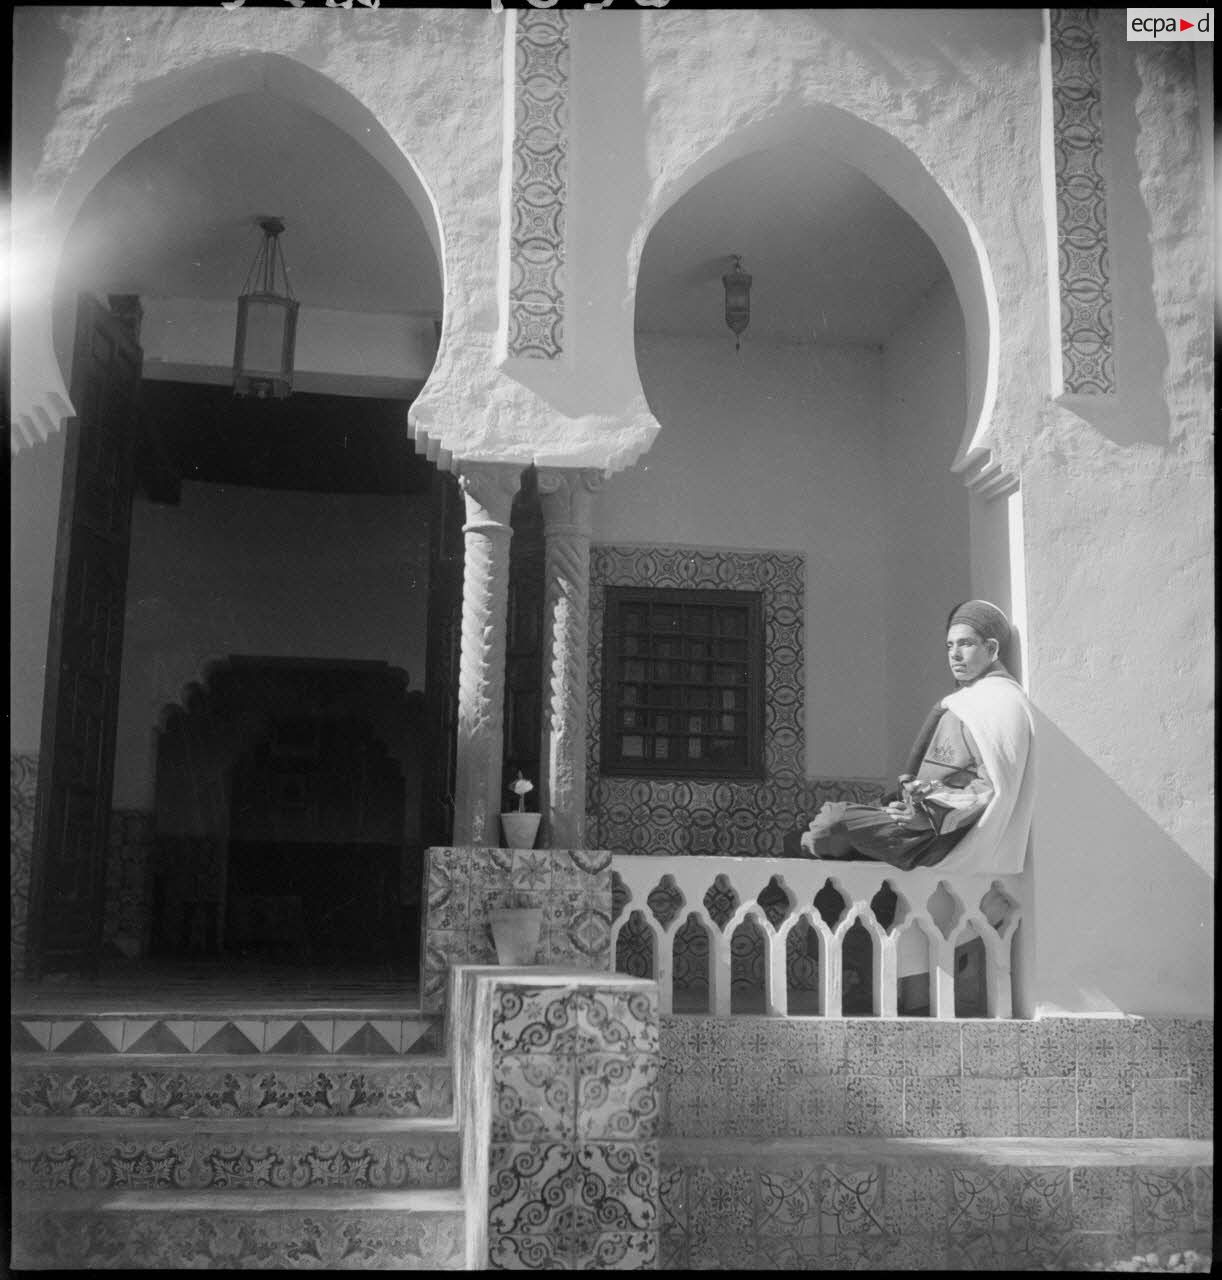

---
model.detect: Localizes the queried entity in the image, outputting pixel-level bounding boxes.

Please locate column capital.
[537,466,603,533]
[456,461,525,528]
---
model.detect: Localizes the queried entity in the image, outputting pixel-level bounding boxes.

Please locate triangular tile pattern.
[268,1022,329,1055]
[11,1022,46,1053]
[53,1021,121,1054]
[125,1020,192,1054]
[195,1022,261,1054]
[336,1022,399,1056]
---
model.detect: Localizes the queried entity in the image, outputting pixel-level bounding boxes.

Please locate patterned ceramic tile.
[1018,1076,1078,1137]
[492,985,576,1057]
[1132,1078,1191,1138]
[828,1233,945,1270]
[945,1228,1013,1269]
[843,1020,906,1076]
[1076,1019,1138,1079]
[663,1065,723,1138]
[903,1077,964,1137]
[1009,1166,1071,1233]
[758,1162,822,1236]
[1006,1225,1078,1270]
[574,986,658,1056]
[494,1053,576,1143]
[685,1231,762,1270]
[879,1162,948,1234]
[567,1231,658,1269]
[1132,1168,1196,1235]
[1077,1076,1135,1137]
[658,1163,688,1232]
[1071,1166,1134,1232]
[489,1141,576,1236]
[948,1166,1010,1235]
[658,1228,689,1269]
[687,1163,755,1237]
[488,1232,567,1268]
[1191,1165,1212,1231]
[1188,1070,1213,1140]
[961,1078,1020,1137]
[571,1141,658,1233]
[1129,1019,1191,1079]
[844,1074,905,1136]
[789,1018,848,1075]
[820,1162,884,1235]
[900,1020,963,1077]
[961,1021,1021,1078]
[576,1052,659,1141]
[1018,1019,1077,1078]
[785,1075,847,1136]
[1185,1019,1213,1080]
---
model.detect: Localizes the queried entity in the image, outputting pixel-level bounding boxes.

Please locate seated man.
[800,600,1034,874]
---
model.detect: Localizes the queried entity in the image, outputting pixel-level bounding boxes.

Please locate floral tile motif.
[1071,1166,1135,1233]
[1009,1166,1071,1234]
[948,1167,1010,1235]
[687,1163,754,1238]
[1132,1168,1196,1235]
[844,1075,905,1136]
[685,1230,761,1270]
[1132,1078,1191,1138]
[488,1232,567,1269]
[900,1020,963,1077]
[663,1065,723,1138]
[1188,1071,1213,1140]
[492,986,576,1057]
[903,1077,964,1137]
[961,1021,1021,1078]
[1017,1019,1077,1078]
[1006,1226,1077,1270]
[574,987,658,1056]
[566,1231,658,1269]
[1017,1077,1078,1137]
[570,1141,658,1233]
[1077,1076,1135,1137]
[961,1078,1019,1137]
[820,1162,884,1235]
[1076,1019,1138,1079]
[494,1054,576,1143]
[786,1076,847,1136]
[1129,1019,1191,1079]
[758,1162,822,1237]
[843,1020,906,1076]
[879,1162,947,1234]
[489,1141,576,1236]
[576,1052,659,1141]
[1185,1019,1213,1081]
[945,1228,1013,1270]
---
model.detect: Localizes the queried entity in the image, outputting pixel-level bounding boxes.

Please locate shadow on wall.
[1030,708,1212,1017]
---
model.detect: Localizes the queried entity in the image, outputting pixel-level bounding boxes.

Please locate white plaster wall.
[111,483,432,811]
[879,274,972,781]
[594,333,888,779]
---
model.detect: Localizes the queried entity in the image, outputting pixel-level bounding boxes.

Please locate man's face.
[946,623,997,684]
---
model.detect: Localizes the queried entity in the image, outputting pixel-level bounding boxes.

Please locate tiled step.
[657,1135,1214,1271]
[12,1116,461,1192]
[12,1010,442,1056]
[12,1188,468,1270]
[12,1053,454,1119]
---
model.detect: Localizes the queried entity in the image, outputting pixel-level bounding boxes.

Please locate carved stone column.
[537,467,602,848]
[452,463,524,846]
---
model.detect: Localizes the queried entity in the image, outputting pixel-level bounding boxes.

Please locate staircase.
[11,1001,468,1270]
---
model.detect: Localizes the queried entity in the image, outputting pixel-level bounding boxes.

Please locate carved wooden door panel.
[28,294,142,975]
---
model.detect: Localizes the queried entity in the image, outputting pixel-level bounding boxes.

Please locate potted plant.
[489,890,544,966]
[500,772,542,849]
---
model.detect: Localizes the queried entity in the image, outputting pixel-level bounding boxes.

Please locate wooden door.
[27,294,142,975]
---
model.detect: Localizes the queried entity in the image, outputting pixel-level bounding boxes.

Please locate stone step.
[12,1116,462,1192]
[657,1135,1213,1272]
[11,1188,468,1270]
[12,1053,455,1120]
[12,1010,442,1056]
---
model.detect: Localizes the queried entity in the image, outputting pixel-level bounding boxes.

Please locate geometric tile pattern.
[420,846,612,1016]
[507,9,568,360]
[488,981,659,1269]
[658,1145,1212,1272]
[1051,7,1115,395]
[10,750,38,979]
[657,1016,1215,1141]
[585,543,886,861]
[12,1060,455,1120]
[11,1203,468,1270]
[11,1014,443,1057]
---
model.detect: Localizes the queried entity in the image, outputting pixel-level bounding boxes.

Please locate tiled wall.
[658,1016,1213,1141]
[10,751,38,978]
[421,847,613,1015]
[485,980,660,1268]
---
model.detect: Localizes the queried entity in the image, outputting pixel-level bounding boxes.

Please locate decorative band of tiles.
[10,750,38,978]
[1051,7,1115,394]
[508,8,568,359]
[12,1014,443,1056]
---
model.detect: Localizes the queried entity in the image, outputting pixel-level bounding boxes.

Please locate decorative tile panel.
[421,846,612,1015]
[11,751,38,978]
[1051,7,1115,394]
[507,9,568,359]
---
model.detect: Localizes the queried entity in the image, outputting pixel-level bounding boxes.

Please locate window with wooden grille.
[600,587,765,778]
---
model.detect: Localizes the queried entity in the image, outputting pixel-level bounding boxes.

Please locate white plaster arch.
[14,51,446,451]
[627,103,1003,487]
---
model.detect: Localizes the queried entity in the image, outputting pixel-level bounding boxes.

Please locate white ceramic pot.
[490,906,544,966]
[500,811,542,849]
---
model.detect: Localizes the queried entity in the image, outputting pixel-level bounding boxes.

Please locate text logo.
[1127,8,1214,39]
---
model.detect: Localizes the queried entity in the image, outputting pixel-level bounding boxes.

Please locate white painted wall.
[595,333,889,779]
[111,482,432,811]
[879,275,972,781]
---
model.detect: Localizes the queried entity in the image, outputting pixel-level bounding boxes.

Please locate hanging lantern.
[722,254,752,352]
[233,216,299,399]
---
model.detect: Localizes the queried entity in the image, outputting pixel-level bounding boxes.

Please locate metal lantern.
[722,254,752,351]
[233,216,299,399]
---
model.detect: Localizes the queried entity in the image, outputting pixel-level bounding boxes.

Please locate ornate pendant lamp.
[722,254,752,352]
[233,216,299,398]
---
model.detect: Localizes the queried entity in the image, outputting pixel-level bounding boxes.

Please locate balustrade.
[611,855,1022,1020]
